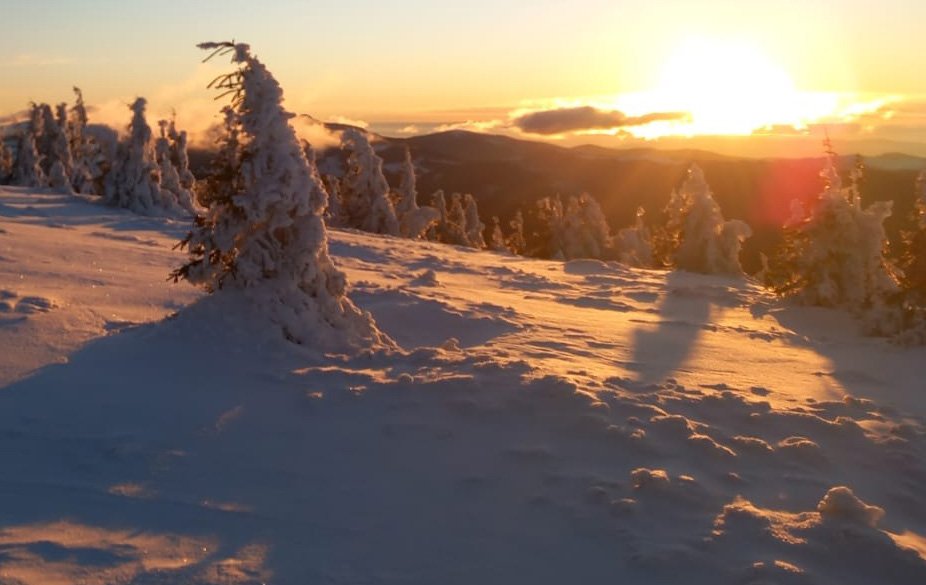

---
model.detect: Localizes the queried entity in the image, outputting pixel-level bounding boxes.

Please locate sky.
[2,0,926,157]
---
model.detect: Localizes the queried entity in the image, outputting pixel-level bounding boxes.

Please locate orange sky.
[2,0,925,157]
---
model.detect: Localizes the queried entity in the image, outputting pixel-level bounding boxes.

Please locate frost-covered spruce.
[323,174,345,227]
[775,154,898,309]
[669,164,752,274]
[52,103,74,179]
[395,147,419,220]
[506,210,526,255]
[48,161,73,194]
[393,147,440,239]
[166,117,195,190]
[489,216,508,252]
[463,194,486,248]
[444,193,471,246]
[900,171,926,304]
[536,195,567,259]
[104,98,189,215]
[887,170,926,344]
[12,129,46,187]
[173,41,389,350]
[68,87,102,195]
[155,120,195,213]
[340,128,400,235]
[0,141,13,184]
[617,206,654,267]
[561,192,613,260]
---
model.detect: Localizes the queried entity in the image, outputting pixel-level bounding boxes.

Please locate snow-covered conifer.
[166,116,195,190]
[395,147,418,219]
[506,210,526,255]
[12,129,46,187]
[427,189,448,242]
[0,141,13,184]
[616,207,654,267]
[463,193,486,248]
[69,87,102,195]
[668,165,752,274]
[323,174,345,227]
[489,216,507,252]
[773,153,898,309]
[173,41,388,349]
[156,120,195,213]
[900,170,926,303]
[392,147,441,239]
[562,192,613,260]
[536,196,567,258]
[443,193,471,246]
[340,128,400,235]
[104,98,189,215]
[48,161,73,194]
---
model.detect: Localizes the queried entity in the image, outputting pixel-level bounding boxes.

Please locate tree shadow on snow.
[627,270,716,385]
[0,188,191,239]
[0,294,621,584]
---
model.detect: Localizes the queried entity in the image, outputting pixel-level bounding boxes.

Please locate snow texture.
[2,185,926,583]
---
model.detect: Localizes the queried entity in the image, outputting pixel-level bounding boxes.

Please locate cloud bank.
[512,106,689,135]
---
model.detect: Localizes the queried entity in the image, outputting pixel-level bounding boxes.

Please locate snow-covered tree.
[395,147,418,219]
[773,153,899,310]
[391,146,440,239]
[536,192,614,260]
[340,128,399,235]
[323,174,345,227]
[666,165,752,274]
[166,115,195,190]
[442,192,471,246]
[53,103,74,178]
[616,206,654,267]
[891,171,926,343]
[489,216,507,252]
[562,192,613,260]
[69,87,103,194]
[463,193,486,248]
[401,203,440,241]
[156,120,195,213]
[12,129,46,187]
[900,171,926,303]
[197,106,239,210]
[104,98,189,215]
[536,196,566,258]
[0,141,13,184]
[506,210,526,255]
[173,41,388,350]
[48,161,73,194]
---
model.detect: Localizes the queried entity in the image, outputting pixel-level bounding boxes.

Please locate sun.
[618,37,840,137]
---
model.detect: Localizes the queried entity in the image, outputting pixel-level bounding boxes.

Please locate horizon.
[3,0,926,158]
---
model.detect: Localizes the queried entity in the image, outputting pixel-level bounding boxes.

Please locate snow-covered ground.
[1,186,925,584]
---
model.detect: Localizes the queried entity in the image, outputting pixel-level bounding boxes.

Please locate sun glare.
[615,38,842,138]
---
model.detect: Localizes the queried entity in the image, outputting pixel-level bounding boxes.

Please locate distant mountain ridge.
[186,127,926,271]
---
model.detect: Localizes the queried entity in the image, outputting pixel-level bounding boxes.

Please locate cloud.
[292,115,344,150]
[512,106,689,135]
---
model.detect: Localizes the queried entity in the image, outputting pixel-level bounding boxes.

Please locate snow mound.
[2,185,926,584]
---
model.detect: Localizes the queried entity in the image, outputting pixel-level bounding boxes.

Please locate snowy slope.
[1,186,925,584]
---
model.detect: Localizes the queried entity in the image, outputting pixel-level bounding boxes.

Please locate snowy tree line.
[2,44,925,347]
[0,89,197,216]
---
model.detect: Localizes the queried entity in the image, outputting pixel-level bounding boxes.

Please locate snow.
[2,186,926,584]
